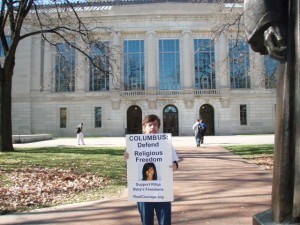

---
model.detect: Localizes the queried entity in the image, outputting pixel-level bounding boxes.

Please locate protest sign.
[126,133,173,202]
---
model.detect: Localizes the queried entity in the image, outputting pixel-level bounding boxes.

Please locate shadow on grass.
[14,146,124,156]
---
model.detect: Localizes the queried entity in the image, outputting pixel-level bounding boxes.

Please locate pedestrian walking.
[76,123,85,145]
[192,119,202,147]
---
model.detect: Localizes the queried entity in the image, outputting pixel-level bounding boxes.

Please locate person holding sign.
[124,114,179,225]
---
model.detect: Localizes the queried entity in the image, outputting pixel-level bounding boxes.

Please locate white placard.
[126,134,173,202]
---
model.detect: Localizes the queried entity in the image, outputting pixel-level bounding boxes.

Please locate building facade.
[10,1,278,137]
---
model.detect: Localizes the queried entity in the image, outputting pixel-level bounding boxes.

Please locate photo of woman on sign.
[142,163,157,181]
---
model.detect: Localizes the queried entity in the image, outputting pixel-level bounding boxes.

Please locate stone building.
[10,0,278,137]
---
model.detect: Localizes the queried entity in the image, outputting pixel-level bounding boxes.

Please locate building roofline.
[40,0,242,8]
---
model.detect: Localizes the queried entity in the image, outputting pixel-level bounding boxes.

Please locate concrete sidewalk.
[11,134,275,148]
[1,135,274,225]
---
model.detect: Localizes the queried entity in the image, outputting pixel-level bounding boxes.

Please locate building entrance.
[163,105,179,136]
[127,105,142,134]
[200,104,215,135]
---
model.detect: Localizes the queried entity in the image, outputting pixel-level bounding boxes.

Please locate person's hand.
[124,151,129,160]
[264,25,287,63]
[172,161,178,171]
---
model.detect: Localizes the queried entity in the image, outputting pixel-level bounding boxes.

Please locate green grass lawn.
[1,146,126,182]
[224,144,274,159]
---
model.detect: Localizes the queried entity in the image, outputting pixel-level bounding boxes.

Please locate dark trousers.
[201,129,207,143]
[195,133,201,146]
[137,202,171,225]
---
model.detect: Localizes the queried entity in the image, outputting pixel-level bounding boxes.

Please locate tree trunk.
[0,68,14,152]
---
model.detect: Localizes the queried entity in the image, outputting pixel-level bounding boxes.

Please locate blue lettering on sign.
[129,134,168,141]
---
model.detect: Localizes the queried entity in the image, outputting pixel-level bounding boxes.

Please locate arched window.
[200,104,215,135]
[163,105,179,136]
[127,105,142,134]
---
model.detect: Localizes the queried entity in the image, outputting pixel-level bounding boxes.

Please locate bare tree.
[211,1,279,89]
[0,0,117,152]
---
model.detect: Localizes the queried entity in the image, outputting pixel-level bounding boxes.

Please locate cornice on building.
[40,0,242,8]
[89,0,241,5]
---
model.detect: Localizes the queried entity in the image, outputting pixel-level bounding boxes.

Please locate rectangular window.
[89,42,110,91]
[55,43,75,92]
[124,40,145,91]
[264,55,278,89]
[60,108,67,128]
[229,40,250,89]
[159,39,180,90]
[240,104,247,125]
[194,39,215,89]
[0,36,11,57]
[95,107,102,128]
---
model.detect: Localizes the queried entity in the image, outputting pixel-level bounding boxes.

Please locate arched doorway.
[127,105,142,134]
[163,105,179,136]
[200,104,214,135]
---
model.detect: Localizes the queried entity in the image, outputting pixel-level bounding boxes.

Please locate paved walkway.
[1,135,274,225]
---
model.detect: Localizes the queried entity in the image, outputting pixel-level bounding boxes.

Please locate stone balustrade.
[120,89,221,97]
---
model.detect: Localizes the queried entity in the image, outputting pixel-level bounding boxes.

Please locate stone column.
[251,53,265,89]
[145,31,157,109]
[39,38,45,92]
[181,30,193,91]
[181,30,194,108]
[146,31,157,91]
[215,34,230,89]
[110,31,122,90]
[43,40,52,93]
[215,35,230,107]
[109,32,122,110]
[75,42,86,92]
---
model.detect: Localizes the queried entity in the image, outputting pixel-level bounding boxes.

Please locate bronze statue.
[244,0,300,224]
